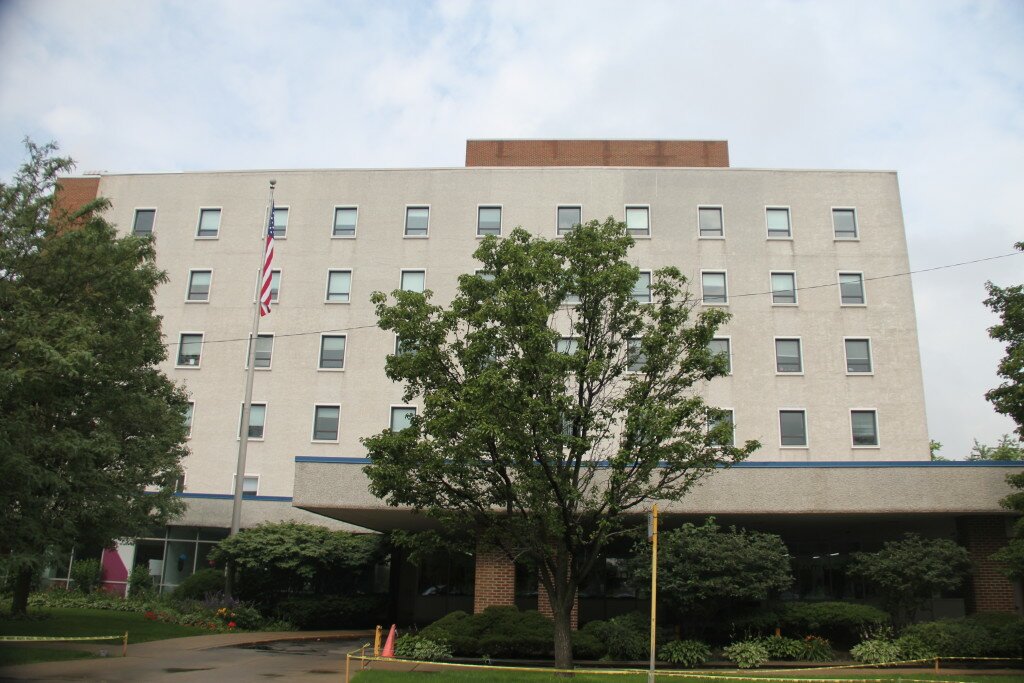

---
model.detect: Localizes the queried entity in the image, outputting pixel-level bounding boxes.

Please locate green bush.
[850,638,902,664]
[394,634,452,661]
[964,613,1024,657]
[173,569,224,601]
[781,602,890,645]
[579,613,648,660]
[70,559,102,594]
[899,619,994,657]
[274,594,387,630]
[419,610,480,656]
[128,565,154,598]
[754,636,803,660]
[892,634,937,661]
[658,639,711,667]
[799,635,834,662]
[571,630,605,660]
[723,640,769,668]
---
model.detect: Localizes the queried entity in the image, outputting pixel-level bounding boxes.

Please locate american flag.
[259,204,275,317]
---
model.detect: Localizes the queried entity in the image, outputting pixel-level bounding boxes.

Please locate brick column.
[473,545,515,613]
[537,585,579,630]
[958,516,1019,613]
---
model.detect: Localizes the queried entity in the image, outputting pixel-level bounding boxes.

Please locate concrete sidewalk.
[0,630,372,682]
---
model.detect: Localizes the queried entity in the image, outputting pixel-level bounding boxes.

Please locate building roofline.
[294,456,1016,468]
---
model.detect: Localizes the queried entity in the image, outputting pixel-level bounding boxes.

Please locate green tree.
[362,219,758,669]
[966,434,1024,461]
[848,533,971,625]
[0,140,188,615]
[209,522,384,604]
[628,517,792,623]
[984,242,1024,440]
[990,472,1024,581]
[929,439,947,461]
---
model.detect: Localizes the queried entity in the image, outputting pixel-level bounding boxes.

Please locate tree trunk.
[10,565,33,616]
[552,603,575,673]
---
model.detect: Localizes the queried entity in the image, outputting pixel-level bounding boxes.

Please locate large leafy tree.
[991,472,1024,581]
[362,219,757,669]
[967,434,1024,461]
[0,141,188,614]
[984,242,1024,441]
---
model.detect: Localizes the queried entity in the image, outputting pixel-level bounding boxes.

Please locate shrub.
[781,601,890,645]
[70,559,102,593]
[893,634,937,661]
[755,636,803,660]
[898,619,994,657]
[419,610,480,656]
[571,630,605,660]
[274,594,387,630]
[579,613,648,660]
[964,613,1024,657]
[723,640,769,669]
[850,638,902,664]
[173,569,224,601]
[128,565,154,598]
[659,639,711,667]
[394,634,452,661]
[799,635,834,662]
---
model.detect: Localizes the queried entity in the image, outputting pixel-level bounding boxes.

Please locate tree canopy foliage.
[361,219,758,667]
[0,140,188,614]
[984,242,1024,441]
[967,434,1024,461]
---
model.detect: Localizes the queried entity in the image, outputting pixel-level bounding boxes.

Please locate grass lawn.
[0,607,209,666]
[352,669,1024,683]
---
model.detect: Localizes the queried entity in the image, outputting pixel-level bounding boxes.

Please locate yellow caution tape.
[0,634,124,642]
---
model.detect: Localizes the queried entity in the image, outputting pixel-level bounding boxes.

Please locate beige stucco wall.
[95,166,930,513]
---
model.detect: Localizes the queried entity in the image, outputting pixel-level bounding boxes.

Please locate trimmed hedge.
[173,569,224,601]
[780,602,889,645]
[274,594,388,630]
[419,606,554,658]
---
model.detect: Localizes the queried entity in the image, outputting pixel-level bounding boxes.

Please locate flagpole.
[225,179,275,598]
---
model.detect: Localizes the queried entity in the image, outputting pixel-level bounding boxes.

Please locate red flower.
[228,621,237,629]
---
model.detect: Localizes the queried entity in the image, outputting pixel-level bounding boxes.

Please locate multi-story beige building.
[58,140,1021,620]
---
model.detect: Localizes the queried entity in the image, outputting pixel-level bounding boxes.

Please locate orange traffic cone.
[381,624,397,658]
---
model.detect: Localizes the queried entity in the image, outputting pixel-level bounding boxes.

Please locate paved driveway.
[0,632,371,683]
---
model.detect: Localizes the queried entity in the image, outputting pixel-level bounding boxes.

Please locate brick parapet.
[958,515,1019,613]
[473,545,516,614]
[53,177,100,228]
[466,140,729,168]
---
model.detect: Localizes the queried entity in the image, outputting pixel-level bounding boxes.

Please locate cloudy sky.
[1,0,1021,458]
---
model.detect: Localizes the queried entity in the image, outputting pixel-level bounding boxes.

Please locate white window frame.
[232,474,260,498]
[850,408,880,448]
[779,408,809,449]
[184,401,195,439]
[844,336,874,375]
[633,270,653,304]
[269,269,281,303]
[195,207,222,239]
[389,404,417,432]
[311,404,342,443]
[626,338,645,373]
[556,337,579,355]
[770,271,798,306]
[325,269,353,304]
[400,268,426,293]
[132,207,157,237]
[174,473,187,493]
[318,333,347,371]
[709,336,732,375]
[774,337,804,375]
[770,205,790,240]
[404,204,430,238]
[697,205,725,240]
[700,270,729,306]
[237,402,267,441]
[624,204,651,239]
[185,268,213,303]
[838,271,867,307]
[332,205,358,239]
[555,204,583,238]
[832,206,859,241]
[245,333,275,371]
[271,205,289,240]
[708,407,735,447]
[476,205,502,238]
[175,332,204,369]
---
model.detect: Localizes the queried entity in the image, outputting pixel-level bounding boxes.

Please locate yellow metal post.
[648,504,658,683]
[122,631,128,657]
[374,625,382,656]
[345,652,351,683]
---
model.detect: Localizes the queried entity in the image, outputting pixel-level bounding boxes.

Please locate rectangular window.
[766,207,791,238]
[780,410,807,447]
[632,272,652,303]
[401,270,425,293]
[186,270,212,302]
[313,405,340,442]
[333,207,357,237]
[839,272,865,305]
[247,334,274,369]
[556,337,578,354]
[174,474,186,493]
[833,208,858,239]
[852,410,879,446]
[563,291,580,306]
[475,269,496,282]
[176,333,203,367]
[845,339,872,373]
[709,409,735,446]
[626,338,645,372]
[184,402,194,438]
[708,338,731,374]
[269,270,281,302]
[239,403,266,440]
[405,206,429,236]
[557,206,581,236]
[242,475,259,498]
[698,207,723,237]
[390,406,416,431]
[271,207,288,238]
[775,338,803,373]
[625,206,650,237]
[395,336,410,356]
[702,271,727,304]
[771,272,797,305]
[133,209,155,236]
[477,206,501,237]
[196,208,221,238]
[326,270,352,302]
[319,335,347,369]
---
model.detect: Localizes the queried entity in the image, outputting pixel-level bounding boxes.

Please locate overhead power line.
[162,250,1023,349]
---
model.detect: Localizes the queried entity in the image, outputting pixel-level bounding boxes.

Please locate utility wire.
[162,250,1023,348]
